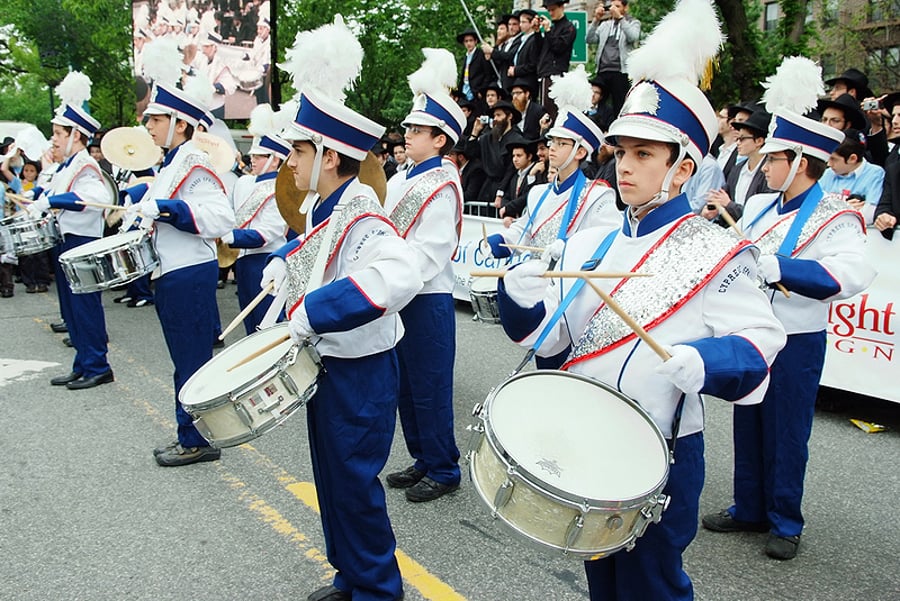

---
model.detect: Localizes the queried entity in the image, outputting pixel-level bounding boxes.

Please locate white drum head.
[470,277,499,294]
[488,372,669,502]
[59,230,146,259]
[181,325,294,405]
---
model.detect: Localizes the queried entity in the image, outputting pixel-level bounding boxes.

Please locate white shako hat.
[546,65,604,155]
[402,48,467,144]
[52,71,101,137]
[247,104,292,160]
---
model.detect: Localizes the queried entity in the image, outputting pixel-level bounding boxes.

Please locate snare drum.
[0,213,62,256]
[58,230,158,294]
[179,325,322,448]
[469,277,500,323]
[468,371,670,559]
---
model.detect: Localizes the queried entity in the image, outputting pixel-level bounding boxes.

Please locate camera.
[706,204,718,211]
[604,1,612,8]
[861,99,880,111]
[478,115,491,124]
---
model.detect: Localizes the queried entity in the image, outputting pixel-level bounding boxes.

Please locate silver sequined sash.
[566,216,750,366]
[284,194,385,313]
[531,180,599,249]
[235,179,275,226]
[752,193,857,256]
[389,168,457,238]
[160,150,216,200]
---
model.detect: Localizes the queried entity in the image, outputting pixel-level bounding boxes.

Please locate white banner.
[454,215,900,404]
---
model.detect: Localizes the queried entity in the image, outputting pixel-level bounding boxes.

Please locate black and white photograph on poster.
[132,0,272,120]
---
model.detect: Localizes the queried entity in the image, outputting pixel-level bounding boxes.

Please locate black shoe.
[62,337,73,347]
[155,444,221,467]
[152,439,180,457]
[216,280,225,289]
[212,338,225,348]
[50,321,68,333]
[307,585,351,601]
[701,509,769,533]
[113,294,132,304]
[405,477,459,502]
[51,371,83,386]
[765,533,800,560]
[386,465,426,489]
[0,290,12,298]
[25,286,37,293]
[66,370,114,390]
[35,285,48,293]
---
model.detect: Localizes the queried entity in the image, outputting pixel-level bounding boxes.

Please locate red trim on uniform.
[562,215,753,370]
[238,193,275,228]
[170,165,225,233]
[65,164,103,193]
[347,275,386,311]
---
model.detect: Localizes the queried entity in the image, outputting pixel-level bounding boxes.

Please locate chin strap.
[299,142,324,215]
[629,144,688,218]
[64,130,77,158]
[260,155,274,175]
[774,148,804,192]
[163,114,178,149]
[556,138,582,173]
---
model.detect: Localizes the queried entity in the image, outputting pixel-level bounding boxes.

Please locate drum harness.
[511,226,687,464]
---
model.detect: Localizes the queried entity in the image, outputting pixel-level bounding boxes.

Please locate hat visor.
[604,117,683,148]
[758,139,797,155]
[402,112,460,143]
[547,125,592,152]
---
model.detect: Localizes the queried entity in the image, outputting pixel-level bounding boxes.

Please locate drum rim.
[479,370,671,506]
[58,229,152,259]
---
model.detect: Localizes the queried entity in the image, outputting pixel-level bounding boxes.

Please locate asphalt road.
[1,280,899,601]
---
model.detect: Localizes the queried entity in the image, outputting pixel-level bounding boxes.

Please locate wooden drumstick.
[500,243,546,252]
[481,223,489,248]
[580,276,671,362]
[6,192,32,207]
[710,202,790,299]
[75,201,169,219]
[470,269,652,279]
[226,333,292,372]
[219,282,275,341]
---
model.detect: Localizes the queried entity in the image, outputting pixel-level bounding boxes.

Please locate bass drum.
[468,370,670,559]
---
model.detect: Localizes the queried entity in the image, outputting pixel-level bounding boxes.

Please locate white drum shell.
[179,326,322,448]
[468,276,500,323]
[468,371,670,559]
[58,231,159,294]
[0,213,62,256]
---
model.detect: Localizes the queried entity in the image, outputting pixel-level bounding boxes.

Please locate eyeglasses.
[765,156,791,164]
[735,135,757,142]
[547,139,574,148]
[822,117,845,127]
[406,125,427,135]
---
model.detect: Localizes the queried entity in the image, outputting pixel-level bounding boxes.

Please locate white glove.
[288,303,315,343]
[27,196,50,217]
[757,254,781,284]
[655,345,705,394]
[545,238,565,261]
[504,259,550,309]
[260,257,287,295]
[479,237,493,256]
[221,231,235,245]
[137,198,160,221]
[1,252,18,266]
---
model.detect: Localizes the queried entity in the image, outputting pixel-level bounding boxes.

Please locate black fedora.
[491,100,521,124]
[817,93,868,131]
[825,68,874,100]
[881,91,900,115]
[732,109,772,138]
[505,138,537,155]
[727,100,762,121]
[456,28,479,44]
[509,77,536,97]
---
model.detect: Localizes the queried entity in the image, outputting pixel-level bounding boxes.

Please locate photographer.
[465,100,525,214]
[586,0,641,115]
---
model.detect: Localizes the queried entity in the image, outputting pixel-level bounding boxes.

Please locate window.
[764,2,780,32]
[869,0,900,23]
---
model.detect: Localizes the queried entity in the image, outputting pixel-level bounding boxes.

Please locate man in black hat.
[817,93,868,132]
[504,9,541,99]
[825,67,874,102]
[465,100,525,211]
[484,13,522,91]
[510,78,546,140]
[586,78,616,132]
[483,82,506,112]
[497,138,538,222]
[448,142,486,207]
[536,0,576,121]
[456,28,491,104]
[718,100,760,180]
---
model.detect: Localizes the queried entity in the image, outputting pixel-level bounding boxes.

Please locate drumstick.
[226,333,291,372]
[75,200,170,218]
[470,269,652,279]
[710,202,790,299]
[580,276,671,362]
[481,223,489,247]
[6,193,32,208]
[500,243,546,252]
[219,282,275,340]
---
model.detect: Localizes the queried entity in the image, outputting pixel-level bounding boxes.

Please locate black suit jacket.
[537,16,576,78]
[491,35,521,91]
[510,33,541,94]
[875,161,900,240]
[458,49,493,100]
[460,159,487,204]
[519,101,546,140]
[501,164,538,218]
[723,161,771,205]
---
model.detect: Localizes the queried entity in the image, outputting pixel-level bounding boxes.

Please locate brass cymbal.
[101,127,161,171]
[192,131,236,174]
[274,151,387,236]
[217,238,240,268]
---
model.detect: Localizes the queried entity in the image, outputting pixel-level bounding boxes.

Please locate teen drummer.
[496,1,786,598]
[27,72,114,390]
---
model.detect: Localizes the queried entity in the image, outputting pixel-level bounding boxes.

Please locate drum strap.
[513,228,619,373]
[668,393,686,464]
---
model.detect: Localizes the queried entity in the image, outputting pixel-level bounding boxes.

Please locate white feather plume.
[277,15,363,101]
[141,37,183,86]
[55,71,92,108]
[548,65,593,112]
[627,0,723,85]
[182,73,214,109]
[248,104,276,137]
[761,56,824,115]
[408,48,457,96]
[274,102,296,135]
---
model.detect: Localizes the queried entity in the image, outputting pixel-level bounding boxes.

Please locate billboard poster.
[132,0,273,120]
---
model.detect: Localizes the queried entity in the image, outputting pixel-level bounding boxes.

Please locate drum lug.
[492,478,515,515]
[471,402,483,417]
[233,401,255,429]
[563,513,585,554]
[633,493,670,542]
[463,422,484,463]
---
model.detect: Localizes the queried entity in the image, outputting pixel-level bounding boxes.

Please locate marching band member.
[222,104,290,334]
[383,49,464,502]
[28,72,114,390]
[259,17,420,601]
[496,2,786,598]
[702,57,876,561]
[194,32,237,120]
[126,78,234,467]
[485,65,621,368]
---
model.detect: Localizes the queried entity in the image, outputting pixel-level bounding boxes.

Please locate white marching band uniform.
[230,171,286,259]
